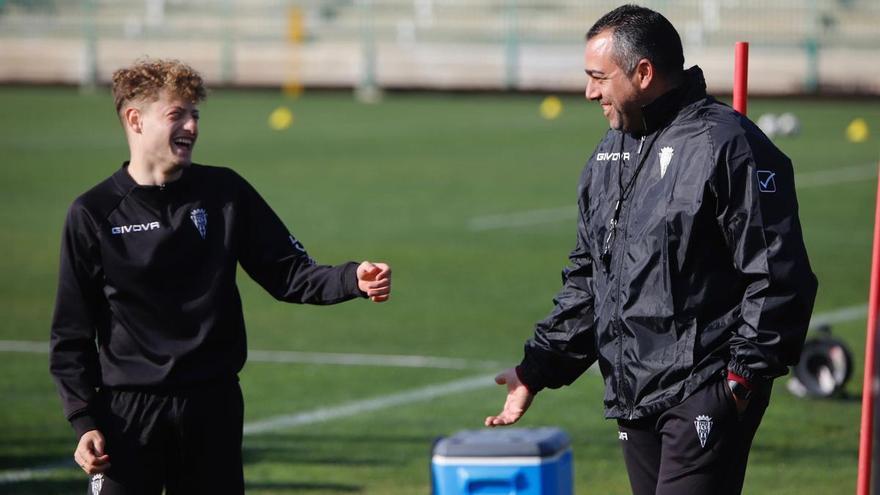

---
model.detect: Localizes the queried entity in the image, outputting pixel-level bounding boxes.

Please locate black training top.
[517,67,817,420]
[50,163,364,437]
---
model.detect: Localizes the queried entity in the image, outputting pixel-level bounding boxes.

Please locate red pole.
[733,42,749,116]
[858,163,880,495]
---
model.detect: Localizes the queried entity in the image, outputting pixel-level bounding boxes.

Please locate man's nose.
[183,116,198,133]
[585,79,601,101]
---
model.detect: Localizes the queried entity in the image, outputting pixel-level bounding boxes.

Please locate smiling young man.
[486,5,817,495]
[50,58,391,494]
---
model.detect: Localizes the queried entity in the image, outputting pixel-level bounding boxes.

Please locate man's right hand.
[484,367,535,427]
[356,261,392,303]
[74,429,110,475]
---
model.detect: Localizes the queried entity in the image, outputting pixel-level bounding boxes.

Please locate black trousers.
[87,380,244,495]
[617,375,771,495]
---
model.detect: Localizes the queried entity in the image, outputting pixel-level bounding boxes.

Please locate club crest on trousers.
[694,414,713,448]
[90,473,104,494]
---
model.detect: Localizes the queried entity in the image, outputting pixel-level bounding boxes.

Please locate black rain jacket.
[517,67,818,420]
[50,163,365,437]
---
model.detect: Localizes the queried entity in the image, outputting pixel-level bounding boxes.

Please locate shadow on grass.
[0,479,363,494]
[0,479,84,495]
[751,442,858,462]
[1,432,424,493]
[241,431,439,492]
[246,481,362,492]
[0,435,74,471]
[0,455,71,471]
[819,392,861,403]
[248,431,438,444]
[243,431,438,468]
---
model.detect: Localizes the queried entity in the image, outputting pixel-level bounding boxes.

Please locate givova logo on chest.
[596,152,631,162]
[110,221,161,235]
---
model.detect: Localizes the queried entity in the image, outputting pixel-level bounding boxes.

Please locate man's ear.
[635,58,654,90]
[123,106,143,134]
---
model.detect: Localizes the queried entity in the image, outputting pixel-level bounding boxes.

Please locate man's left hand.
[484,368,534,427]
[357,261,391,302]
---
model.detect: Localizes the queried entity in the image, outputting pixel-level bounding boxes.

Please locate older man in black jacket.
[486,5,817,495]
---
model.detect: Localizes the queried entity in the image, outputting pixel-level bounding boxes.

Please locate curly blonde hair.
[111,58,207,116]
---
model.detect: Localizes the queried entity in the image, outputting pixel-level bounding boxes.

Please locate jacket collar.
[113,161,193,193]
[112,162,137,192]
[637,65,707,136]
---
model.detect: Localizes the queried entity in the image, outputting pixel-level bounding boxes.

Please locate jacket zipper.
[615,134,646,420]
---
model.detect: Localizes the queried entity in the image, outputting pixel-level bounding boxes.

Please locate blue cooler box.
[431,427,573,495]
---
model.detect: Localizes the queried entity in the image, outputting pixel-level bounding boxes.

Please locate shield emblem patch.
[659,146,674,178]
[190,208,207,239]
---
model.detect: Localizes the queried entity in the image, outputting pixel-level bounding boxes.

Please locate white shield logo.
[91,473,104,494]
[659,146,674,178]
[694,414,713,448]
[190,208,207,239]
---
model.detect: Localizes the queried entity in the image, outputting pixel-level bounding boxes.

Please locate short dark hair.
[586,4,684,78]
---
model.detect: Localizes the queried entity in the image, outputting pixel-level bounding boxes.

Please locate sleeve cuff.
[70,413,98,439]
[343,262,368,298]
[515,363,545,395]
[727,362,766,387]
[726,370,752,390]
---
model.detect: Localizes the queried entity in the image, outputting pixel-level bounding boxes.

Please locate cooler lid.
[432,427,571,457]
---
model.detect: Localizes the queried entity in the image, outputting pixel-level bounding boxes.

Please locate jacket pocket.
[627,314,695,372]
[719,375,744,420]
[671,315,697,370]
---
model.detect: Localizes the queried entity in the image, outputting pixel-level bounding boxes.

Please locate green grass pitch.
[0,86,878,494]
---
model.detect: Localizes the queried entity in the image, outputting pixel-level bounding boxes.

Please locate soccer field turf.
[0,87,878,494]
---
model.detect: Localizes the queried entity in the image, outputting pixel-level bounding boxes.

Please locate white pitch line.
[468,206,576,231]
[0,460,72,484]
[797,162,878,189]
[0,341,499,370]
[1,301,867,363]
[809,304,868,329]
[0,302,870,484]
[0,373,498,485]
[248,350,500,370]
[0,340,48,353]
[1,300,867,363]
[469,163,877,231]
[242,373,496,435]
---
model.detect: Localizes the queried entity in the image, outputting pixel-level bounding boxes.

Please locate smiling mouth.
[172,136,195,151]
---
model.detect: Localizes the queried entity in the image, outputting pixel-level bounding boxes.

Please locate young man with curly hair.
[50,58,392,494]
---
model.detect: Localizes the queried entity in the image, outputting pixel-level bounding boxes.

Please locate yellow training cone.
[540,96,563,120]
[269,106,294,130]
[846,118,869,143]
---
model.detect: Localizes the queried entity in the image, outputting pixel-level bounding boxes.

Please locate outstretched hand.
[357,261,391,302]
[74,429,110,475]
[484,367,535,427]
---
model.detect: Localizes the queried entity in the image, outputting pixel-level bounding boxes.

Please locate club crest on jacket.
[190,208,207,239]
[659,146,674,178]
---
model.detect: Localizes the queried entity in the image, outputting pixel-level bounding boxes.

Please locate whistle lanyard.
[600,131,661,272]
